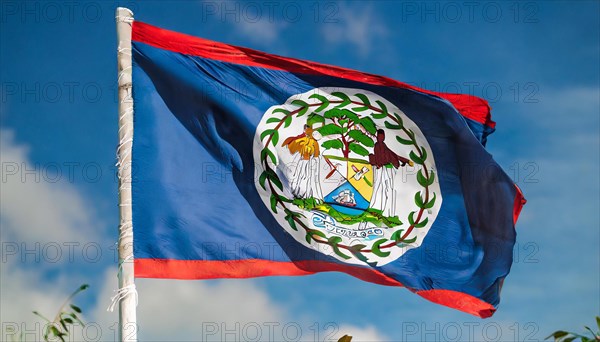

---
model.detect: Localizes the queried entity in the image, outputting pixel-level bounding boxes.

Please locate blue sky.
[1,1,598,341]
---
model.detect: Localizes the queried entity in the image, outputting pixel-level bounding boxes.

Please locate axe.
[351,165,372,187]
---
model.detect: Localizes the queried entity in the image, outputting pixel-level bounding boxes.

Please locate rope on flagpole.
[113,7,138,342]
[108,284,138,313]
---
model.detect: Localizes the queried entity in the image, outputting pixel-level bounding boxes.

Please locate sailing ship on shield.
[281,110,413,229]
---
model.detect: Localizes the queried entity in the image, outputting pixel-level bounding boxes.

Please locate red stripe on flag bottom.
[134,258,400,285]
[134,258,496,318]
[131,21,495,129]
[513,184,527,225]
[416,289,496,318]
[135,258,312,279]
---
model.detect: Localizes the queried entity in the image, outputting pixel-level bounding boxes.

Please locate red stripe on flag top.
[131,21,495,129]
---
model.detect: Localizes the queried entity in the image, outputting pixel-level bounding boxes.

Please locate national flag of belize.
[130,21,525,318]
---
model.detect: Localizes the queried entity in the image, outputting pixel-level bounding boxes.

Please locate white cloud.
[0,258,79,339]
[91,270,286,341]
[0,129,104,245]
[337,324,389,341]
[321,3,389,58]
[520,86,600,148]
[90,271,390,342]
[0,129,106,340]
[536,86,599,119]
[234,19,288,47]
[212,0,287,47]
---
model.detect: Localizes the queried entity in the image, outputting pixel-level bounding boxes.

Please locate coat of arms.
[254,88,442,266]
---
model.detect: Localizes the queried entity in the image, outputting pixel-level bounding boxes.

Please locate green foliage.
[391,229,417,244]
[318,123,344,136]
[324,108,359,122]
[393,113,404,128]
[348,143,369,156]
[305,229,326,243]
[546,316,600,341]
[354,93,371,106]
[328,236,351,259]
[359,117,377,134]
[272,108,290,116]
[270,194,278,213]
[260,148,277,165]
[266,111,293,128]
[331,92,351,108]
[307,112,325,126]
[396,135,414,145]
[390,229,404,242]
[353,93,371,112]
[259,172,267,190]
[384,121,402,130]
[290,99,309,116]
[260,129,279,146]
[292,197,321,210]
[417,169,435,187]
[284,115,293,128]
[27,284,89,342]
[322,139,344,150]
[292,199,403,228]
[371,239,391,257]
[318,103,377,159]
[259,169,282,191]
[348,130,374,147]
[284,209,300,231]
[408,211,428,228]
[414,191,436,209]
[347,244,368,263]
[409,147,427,165]
[372,100,389,119]
[309,93,329,112]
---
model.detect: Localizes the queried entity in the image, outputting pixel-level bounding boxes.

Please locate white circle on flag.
[253,88,442,266]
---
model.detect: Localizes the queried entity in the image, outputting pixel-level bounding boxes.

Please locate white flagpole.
[115,7,137,342]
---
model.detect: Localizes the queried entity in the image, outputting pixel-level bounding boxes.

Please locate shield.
[320,158,374,216]
[347,161,373,202]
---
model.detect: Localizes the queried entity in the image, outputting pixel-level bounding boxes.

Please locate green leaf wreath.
[257,91,437,265]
